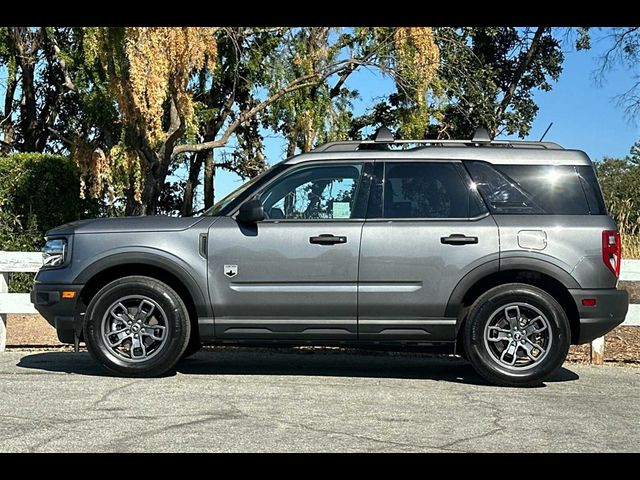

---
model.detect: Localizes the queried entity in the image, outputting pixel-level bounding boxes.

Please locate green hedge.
[0,153,100,292]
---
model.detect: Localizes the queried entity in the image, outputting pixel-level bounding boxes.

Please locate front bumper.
[30,282,84,344]
[569,288,629,344]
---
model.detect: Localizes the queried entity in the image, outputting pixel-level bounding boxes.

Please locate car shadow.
[15,347,580,387]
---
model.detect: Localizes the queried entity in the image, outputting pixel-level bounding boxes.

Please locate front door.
[358,160,499,342]
[208,161,372,341]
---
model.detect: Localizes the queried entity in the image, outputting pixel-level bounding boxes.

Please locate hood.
[46,216,207,236]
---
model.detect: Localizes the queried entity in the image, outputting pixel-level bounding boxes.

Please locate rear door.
[358,160,499,342]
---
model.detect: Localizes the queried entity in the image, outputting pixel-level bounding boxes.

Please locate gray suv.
[31,128,629,386]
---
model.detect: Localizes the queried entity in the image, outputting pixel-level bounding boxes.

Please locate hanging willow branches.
[0,26,567,216]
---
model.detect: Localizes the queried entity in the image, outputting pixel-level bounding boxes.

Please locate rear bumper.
[30,282,84,344]
[569,288,629,344]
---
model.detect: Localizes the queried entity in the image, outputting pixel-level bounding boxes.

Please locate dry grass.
[609,198,640,259]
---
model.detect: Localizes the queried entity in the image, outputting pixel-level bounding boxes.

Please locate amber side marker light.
[61,291,76,299]
[582,298,597,307]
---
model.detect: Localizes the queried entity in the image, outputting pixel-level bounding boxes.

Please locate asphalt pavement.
[0,348,638,452]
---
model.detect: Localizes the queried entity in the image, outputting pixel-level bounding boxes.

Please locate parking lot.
[0,348,638,452]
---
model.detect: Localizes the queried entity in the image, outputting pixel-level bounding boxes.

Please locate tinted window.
[382,162,485,219]
[206,163,287,216]
[465,161,593,215]
[577,165,607,215]
[258,164,363,220]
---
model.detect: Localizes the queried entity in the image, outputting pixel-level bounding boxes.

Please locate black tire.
[463,283,570,387]
[84,276,191,377]
[180,334,202,360]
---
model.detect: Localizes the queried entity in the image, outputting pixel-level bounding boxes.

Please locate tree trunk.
[1,66,17,154]
[18,62,39,152]
[181,152,205,216]
[204,150,215,210]
[125,149,163,216]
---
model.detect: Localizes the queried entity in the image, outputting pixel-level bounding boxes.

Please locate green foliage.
[0,26,570,216]
[352,27,563,140]
[261,28,358,154]
[596,143,640,226]
[595,142,640,258]
[0,153,100,291]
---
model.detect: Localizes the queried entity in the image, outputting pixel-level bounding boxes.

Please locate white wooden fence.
[0,251,42,351]
[1,250,639,361]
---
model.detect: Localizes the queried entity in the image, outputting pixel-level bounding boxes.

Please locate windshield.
[204,163,286,216]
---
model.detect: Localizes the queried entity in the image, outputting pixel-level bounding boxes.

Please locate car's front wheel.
[84,276,191,377]
[463,283,571,387]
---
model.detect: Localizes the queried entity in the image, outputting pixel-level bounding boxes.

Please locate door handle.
[310,234,347,245]
[441,234,478,245]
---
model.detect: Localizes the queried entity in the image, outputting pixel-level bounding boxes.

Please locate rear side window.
[576,165,607,215]
[465,161,598,215]
[381,162,486,219]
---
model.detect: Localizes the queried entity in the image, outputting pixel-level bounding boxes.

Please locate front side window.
[257,163,364,220]
[205,163,287,216]
[381,162,486,219]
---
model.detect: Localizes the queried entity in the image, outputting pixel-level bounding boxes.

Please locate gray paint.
[358,215,499,340]
[493,214,618,288]
[287,146,594,166]
[207,216,363,340]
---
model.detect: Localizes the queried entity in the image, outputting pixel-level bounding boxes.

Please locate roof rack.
[311,127,564,152]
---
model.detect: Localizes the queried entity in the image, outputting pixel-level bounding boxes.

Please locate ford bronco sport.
[31,128,629,386]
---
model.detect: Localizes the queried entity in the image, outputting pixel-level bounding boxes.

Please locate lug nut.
[134,334,139,338]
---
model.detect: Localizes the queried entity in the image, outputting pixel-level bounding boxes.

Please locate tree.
[590,27,640,119]
[82,27,419,215]
[1,27,567,216]
[262,28,361,157]
[351,27,563,140]
[0,27,72,154]
[180,27,281,215]
[596,141,640,229]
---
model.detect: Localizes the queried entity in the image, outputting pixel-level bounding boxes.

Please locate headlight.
[42,238,67,267]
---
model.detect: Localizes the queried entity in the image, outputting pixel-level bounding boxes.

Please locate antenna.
[374,126,394,143]
[539,122,553,142]
[471,127,492,144]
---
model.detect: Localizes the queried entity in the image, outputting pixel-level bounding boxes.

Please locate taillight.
[602,230,621,278]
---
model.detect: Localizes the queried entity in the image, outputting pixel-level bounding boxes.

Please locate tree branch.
[49,29,76,91]
[161,92,185,161]
[495,27,547,127]
[172,58,380,157]
[46,126,73,145]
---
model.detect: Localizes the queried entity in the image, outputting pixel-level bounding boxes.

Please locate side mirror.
[236,199,265,224]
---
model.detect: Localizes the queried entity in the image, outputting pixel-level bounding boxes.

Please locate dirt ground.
[4,314,640,364]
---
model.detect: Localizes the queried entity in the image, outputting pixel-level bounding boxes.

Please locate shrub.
[0,153,100,292]
[595,157,640,259]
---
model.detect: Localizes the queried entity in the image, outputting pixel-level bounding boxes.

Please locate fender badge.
[224,265,238,278]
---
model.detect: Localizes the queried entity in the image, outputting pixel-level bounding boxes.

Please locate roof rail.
[311,127,564,153]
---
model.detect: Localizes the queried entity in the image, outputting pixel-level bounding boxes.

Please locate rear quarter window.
[465,161,604,215]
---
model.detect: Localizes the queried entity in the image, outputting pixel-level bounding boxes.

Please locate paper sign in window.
[332,202,351,219]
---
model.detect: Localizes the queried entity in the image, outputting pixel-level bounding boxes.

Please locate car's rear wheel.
[463,283,570,387]
[84,276,191,377]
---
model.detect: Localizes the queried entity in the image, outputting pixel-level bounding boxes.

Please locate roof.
[283,128,593,166]
[286,147,593,166]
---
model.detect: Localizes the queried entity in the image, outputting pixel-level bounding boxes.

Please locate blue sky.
[213,28,640,203]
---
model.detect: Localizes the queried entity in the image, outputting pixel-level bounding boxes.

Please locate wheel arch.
[448,259,581,345]
[75,252,210,340]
